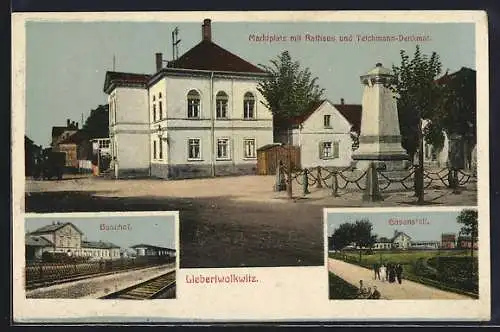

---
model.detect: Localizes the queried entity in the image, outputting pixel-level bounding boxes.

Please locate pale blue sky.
[326,210,472,241]
[25,215,176,249]
[25,21,475,146]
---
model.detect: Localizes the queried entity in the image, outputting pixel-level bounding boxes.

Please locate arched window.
[243,92,255,119]
[187,90,201,118]
[159,92,162,99]
[216,91,228,119]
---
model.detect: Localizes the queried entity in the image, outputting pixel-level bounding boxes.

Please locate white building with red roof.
[103,19,274,179]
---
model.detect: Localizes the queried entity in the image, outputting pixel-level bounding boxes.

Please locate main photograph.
[24,17,478,268]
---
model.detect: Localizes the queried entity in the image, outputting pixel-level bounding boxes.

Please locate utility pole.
[112,55,116,71]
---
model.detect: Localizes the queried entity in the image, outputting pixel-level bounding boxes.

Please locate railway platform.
[26,263,175,299]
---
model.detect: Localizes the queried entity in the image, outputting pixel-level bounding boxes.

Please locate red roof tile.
[167,40,266,74]
[333,104,362,134]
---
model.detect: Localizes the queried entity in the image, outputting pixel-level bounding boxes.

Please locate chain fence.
[279,163,477,197]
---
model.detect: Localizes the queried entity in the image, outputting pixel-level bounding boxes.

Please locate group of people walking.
[373,262,403,284]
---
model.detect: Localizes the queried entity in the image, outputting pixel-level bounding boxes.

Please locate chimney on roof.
[155,53,163,72]
[202,18,212,42]
[340,98,345,105]
[67,119,70,127]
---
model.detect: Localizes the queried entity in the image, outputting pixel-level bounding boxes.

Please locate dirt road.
[328,258,473,300]
[25,176,325,268]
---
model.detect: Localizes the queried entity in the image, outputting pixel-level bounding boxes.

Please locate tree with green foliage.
[456,208,478,280]
[432,67,477,169]
[257,51,324,136]
[351,219,377,262]
[391,45,443,204]
[332,223,355,252]
[82,104,109,139]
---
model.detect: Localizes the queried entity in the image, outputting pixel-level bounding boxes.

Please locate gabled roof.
[333,103,362,134]
[391,231,411,242]
[167,40,266,74]
[287,100,326,126]
[103,71,151,93]
[29,222,84,235]
[82,241,120,249]
[25,235,53,247]
[285,100,362,134]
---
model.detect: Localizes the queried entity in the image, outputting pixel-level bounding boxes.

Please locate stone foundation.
[150,163,257,180]
[117,168,150,179]
[151,163,169,179]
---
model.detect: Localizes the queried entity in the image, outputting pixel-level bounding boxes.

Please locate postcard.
[12,10,489,322]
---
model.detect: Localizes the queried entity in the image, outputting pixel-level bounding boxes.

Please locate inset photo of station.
[326,208,479,300]
[24,212,177,300]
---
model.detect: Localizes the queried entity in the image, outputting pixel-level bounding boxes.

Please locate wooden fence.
[257,144,301,175]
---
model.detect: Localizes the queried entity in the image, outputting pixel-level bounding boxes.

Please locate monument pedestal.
[352,63,409,172]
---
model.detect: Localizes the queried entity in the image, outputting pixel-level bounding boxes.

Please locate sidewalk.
[328,258,472,300]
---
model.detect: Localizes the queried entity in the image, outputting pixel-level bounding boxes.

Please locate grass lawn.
[328,272,359,300]
[329,249,478,297]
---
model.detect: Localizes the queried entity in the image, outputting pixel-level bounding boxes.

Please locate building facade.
[275,99,362,169]
[131,244,176,257]
[26,222,121,261]
[104,19,274,179]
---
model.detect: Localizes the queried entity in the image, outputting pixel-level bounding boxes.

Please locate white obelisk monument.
[353,63,409,170]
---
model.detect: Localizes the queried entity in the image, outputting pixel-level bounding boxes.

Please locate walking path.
[26,264,175,299]
[328,258,472,300]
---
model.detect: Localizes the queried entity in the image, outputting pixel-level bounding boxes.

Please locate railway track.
[102,270,176,300]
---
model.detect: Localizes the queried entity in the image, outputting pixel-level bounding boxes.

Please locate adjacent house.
[423,67,476,170]
[275,99,362,169]
[103,18,274,179]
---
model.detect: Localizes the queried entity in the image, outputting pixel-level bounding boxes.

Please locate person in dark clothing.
[373,263,380,280]
[369,286,381,299]
[396,264,403,284]
[388,263,396,283]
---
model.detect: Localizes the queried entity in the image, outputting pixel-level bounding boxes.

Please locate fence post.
[303,169,310,196]
[316,166,323,188]
[274,161,286,192]
[331,172,339,197]
[363,162,383,202]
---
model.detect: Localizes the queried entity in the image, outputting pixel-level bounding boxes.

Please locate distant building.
[25,221,121,261]
[130,244,176,257]
[441,233,457,249]
[457,235,478,250]
[391,230,412,249]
